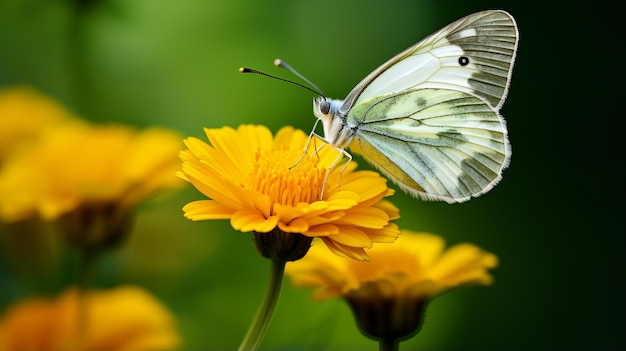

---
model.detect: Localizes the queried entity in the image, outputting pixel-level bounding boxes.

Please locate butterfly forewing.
[341,10,518,113]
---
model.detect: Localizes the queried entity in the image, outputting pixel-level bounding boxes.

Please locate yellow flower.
[0,121,182,222]
[285,231,498,342]
[178,125,400,261]
[0,285,181,351]
[0,121,183,250]
[0,86,75,163]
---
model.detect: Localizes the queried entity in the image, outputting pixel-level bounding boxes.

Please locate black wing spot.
[458,56,470,66]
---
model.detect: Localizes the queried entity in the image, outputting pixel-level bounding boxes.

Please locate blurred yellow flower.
[0,285,181,351]
[0,121,182,223]
[285,231,498,342]
[0,86,75,162]
[178,125,400,261]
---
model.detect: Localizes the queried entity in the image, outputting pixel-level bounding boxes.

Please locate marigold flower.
[0,121,183,250]
[178,125,400,261]
[0,121,182,222]
[285,231,498,343]
[0,86,75,163]
[0,285,180,351]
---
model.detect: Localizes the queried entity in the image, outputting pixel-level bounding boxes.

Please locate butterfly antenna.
[274,59,326,99]
[239,66,324,98]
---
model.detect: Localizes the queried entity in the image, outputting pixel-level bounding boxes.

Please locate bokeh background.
[1,0,623,350]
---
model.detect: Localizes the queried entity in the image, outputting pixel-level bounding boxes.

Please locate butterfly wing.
[339,10,518,115]
[340,10,517,202]
[348,88,509,203]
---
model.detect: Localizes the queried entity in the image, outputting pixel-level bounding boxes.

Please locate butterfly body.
[314,10,518,203]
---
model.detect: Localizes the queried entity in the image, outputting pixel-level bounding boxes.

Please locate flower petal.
[231,209,278,233]
[182,200,234,220]
[305,223,340,237]
[329,226,373,248]
[338,207,391,229]
[427,243,498,286]
[320,237,370,261]
[278,218,310,233]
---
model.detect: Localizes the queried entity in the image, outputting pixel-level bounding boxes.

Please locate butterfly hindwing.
[347,88,509,203]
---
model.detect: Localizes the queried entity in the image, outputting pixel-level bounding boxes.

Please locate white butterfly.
[311,10,518,203]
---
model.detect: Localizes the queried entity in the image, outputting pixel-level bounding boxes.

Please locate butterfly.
[310,10,518,203]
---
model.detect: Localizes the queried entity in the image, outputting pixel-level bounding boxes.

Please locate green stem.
[379,338,399,351]
[237,258,286,351]
[76,248,97,350]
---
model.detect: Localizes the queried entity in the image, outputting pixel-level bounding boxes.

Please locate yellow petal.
[278,218,310,233]
[338,207,391,228]
[230,209,278,233]
[182,200,234,220]
[321,237,370,261]
[305,223,340,237]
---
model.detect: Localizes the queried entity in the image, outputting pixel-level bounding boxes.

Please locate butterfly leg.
[319,146,352,200]
[290,119,325,169]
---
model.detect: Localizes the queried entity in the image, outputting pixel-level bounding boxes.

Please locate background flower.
[286,231,498,343]
[287,231,497,300]
[0,121,183,223]
[0,285,181,351]
[178,124,400,261]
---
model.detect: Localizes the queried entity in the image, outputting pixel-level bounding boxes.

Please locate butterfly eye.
[320,101,331,115]
[458,56,470,66]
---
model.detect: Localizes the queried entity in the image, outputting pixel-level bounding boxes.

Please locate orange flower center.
[247,147,326,206]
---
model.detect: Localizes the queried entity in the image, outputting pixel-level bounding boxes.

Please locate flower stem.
[379,338,399,351]
[237,258,286,351]
[77,248,97,350]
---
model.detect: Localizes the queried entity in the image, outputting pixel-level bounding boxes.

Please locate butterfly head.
[313,97,354,147]
[313,97,332,118]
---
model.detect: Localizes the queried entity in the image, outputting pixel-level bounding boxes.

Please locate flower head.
[0,121,182,222]
[0,285,180,351]
[0,121,183,250]
[285,231,498,342]
[178,125,400,261]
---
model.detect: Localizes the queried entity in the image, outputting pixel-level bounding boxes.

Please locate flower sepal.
[345,283,429,343]
[57,202,133,253]
[253,228,313,262]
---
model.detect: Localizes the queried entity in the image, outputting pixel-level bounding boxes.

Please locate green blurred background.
[1,0,623,350]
